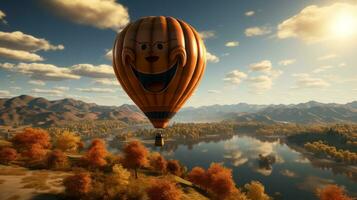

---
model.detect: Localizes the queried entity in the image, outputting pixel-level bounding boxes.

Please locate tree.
[317,184,352,200]
[103,164,131,198]
[206,163,236,199]
[187,166,208,189]
[146,179,182,200]
[12,128,51,151]
[0,147,17,164]
[23,143,47,161]
[64,172,91,198]
[47,149,69,169]
[122,141,148,178]
[149,152,167,173]
[84,139,108,168]
[166,159,182,176]
[54,131,81,153]
[244,181,271,200]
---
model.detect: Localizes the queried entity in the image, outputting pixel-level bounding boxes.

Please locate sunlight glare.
[330,12,357,38]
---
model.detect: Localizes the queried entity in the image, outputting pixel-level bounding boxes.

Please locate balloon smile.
[131,62,178,93]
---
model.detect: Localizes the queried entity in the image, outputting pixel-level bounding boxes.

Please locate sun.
[330,12,357,38]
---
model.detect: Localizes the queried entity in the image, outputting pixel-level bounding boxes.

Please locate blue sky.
[0,0,356,107]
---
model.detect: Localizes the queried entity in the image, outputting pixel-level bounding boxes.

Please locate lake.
[108,133,357,200]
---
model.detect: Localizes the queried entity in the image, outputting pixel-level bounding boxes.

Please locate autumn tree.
[64,172,92,198]
[23,143,47,161]
[102,164,131,198]
[206,163,236,199]
[149,152,167,173]
[84,139,108,169]
[166,159,183,176]
[317,184,352,200]
[12,128,51,151]
[244,181,271,200]
[146,179,182,200]
[47,149,69,170]
[0,147,17,164]
[187,166,208,189]
[123,141,148,178]
[54,131,81,153]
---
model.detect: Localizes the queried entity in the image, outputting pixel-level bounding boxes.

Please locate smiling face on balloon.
[121,19,187,93]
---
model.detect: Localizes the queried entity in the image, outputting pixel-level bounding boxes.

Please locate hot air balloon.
[113,16,206,146]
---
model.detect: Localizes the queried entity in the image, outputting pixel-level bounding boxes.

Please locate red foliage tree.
[149,152,167,173]
[206,163,236,199]
[12,128,51,151]
[166,159,182,177]
[47,149,69,169]
[84,139,108,168]
[146,179,182,200]
[63,172,92,198]
[123,141,149,178]
[23,143,47,161]
[187,166,208,189]
[0,147,17,164]
[317,184,352,200]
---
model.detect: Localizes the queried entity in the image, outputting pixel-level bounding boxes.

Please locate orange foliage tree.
[0,147,17,164]
[122,141,148,178]
[23,143,47,161]
[187,166,208,189]
[244,181,271,200]
[317,184,352,200]
[149,152,167,174]
[64,172,92,198]
[84,139,108,169]
[188,163,237,199]
[12,128,51,151]
[146,179,182,200]
[166,159,183,177]
[47,149,69,169]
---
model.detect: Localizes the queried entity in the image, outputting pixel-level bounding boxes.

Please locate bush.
[63,172,91,198]
[146,179,182,200]
[244,181,271,200]
[47,149,69,170]
[12,128,51,151]
[317,184,352,200]
[166,160,183,176]
[149,152,167,173]
[54,131,81,153]
[0,147,17,164]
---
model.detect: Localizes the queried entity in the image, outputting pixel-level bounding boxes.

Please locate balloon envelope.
[113,16,206,128]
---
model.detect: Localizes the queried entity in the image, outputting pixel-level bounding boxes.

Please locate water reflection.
[107,132,357,199]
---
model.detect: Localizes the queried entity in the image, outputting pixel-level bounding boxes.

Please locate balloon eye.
[157,43,163,50]
[141,44,147,50]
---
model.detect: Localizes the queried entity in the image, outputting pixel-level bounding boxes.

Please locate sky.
[0,0,356,107]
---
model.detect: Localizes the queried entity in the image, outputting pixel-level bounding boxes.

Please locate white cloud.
[0,31,64,52]
[10,86,21,90]
[0,90,11,98]
[53,86,69,91]
[206,51,220,63]
[105,49,113,61]
[94,78,119,86]
[198,31,216,40]
[76,87,115,93]
[317,54,337,61]
[0,10,7,24]
[249,60,272,72]
[245,11,255,17]
[248,75,273,93]
[277,3,357,43]
[279,59,296,66]
[28,80,46,86]
[3,62,80,81]
[245,26,272,37]
[224,70,248,84]
[0,62,14,69]
[207,90,221,94]
[71,64,115,78]
[312,65,333,73]
[225,41,239,47]
[0,47,44,62]
[293,73,330,88]
[43,0,130,31]
[31,88,64,95]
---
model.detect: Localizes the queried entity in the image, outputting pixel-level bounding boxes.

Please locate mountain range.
[0,95,356,127]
